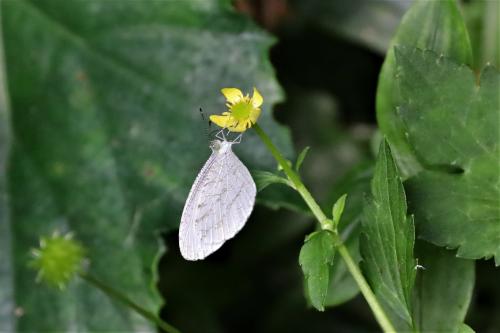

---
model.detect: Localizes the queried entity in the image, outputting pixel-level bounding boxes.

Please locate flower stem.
[252,123,396,333]
[79,272,181,333]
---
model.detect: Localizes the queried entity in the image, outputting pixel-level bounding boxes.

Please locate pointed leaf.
[253,170,292,192]
[360,140,416,327]
[331,193,347,228]
[295,146,310,172]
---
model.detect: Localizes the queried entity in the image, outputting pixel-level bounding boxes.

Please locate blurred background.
[1,0,498,332]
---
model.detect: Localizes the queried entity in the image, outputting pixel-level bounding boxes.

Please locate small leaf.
[253,170,293,192]
[360,140,416,328]
[396,47,500,264]
[376,0,473,178]
[331,193,347,228]
[299,230,336,311]
[295,146,310,172]
[412,240,475,333]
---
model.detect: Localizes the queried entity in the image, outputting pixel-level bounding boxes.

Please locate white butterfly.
[179,131,256,260]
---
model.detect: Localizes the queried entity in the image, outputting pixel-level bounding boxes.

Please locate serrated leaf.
[0,0,293,331]
[360,140,415,327]
[299,230,336,311]
[395,46,500,264]
[376,0,473,178]
[295,146,310,172]
[413,240,475,333]
[253,170,292,192]
[331,193,347,228]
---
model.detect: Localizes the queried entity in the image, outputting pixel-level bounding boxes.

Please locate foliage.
[0,0,498,332]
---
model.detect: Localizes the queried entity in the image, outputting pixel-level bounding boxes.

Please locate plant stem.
[252,124,329,229]
[252,123,396,333]
[79,272,181,333]
[337,244,396,332]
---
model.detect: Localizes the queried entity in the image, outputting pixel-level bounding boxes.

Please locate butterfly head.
[210,139,233,154]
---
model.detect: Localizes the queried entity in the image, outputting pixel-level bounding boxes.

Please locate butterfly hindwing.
[179,141,256,260]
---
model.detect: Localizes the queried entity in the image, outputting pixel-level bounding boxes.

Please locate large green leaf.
[376,0,472,178]
[412,240,475,333]
[0,0,292,331]
[360,140,415,328]
[396,46,500,264]
[292,0,411,53]
[299,230,336,311]
[0,8,14,331]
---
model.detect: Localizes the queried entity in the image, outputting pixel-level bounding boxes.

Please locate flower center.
[230,101,252,121]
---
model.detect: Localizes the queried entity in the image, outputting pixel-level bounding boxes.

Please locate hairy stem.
[79,272,181,333]
[252,123,396,333]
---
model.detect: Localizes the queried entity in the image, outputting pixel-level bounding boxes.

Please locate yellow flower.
[210,87,263,132]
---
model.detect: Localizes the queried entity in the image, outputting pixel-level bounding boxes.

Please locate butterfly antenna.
[199,108,212,141]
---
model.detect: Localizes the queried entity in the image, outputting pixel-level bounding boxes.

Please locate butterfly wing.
[179,145,256,260]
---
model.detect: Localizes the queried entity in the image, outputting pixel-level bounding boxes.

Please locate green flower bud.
[30,231,86,289]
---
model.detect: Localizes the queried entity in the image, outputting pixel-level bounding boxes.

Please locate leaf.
[331,193,347,228]
[1,0,293,331]
[299,230,336,311]
[376,0,473,178]
[463,0,500,69]
[293,0,411,53]
[0,15,14,332]
[324,221,360,307]
[295,146,310,172]
[323,162,373,307]
[413,240,475,333]
[360,140,415,327]
[396,46,500,264]
[253,170,292,192]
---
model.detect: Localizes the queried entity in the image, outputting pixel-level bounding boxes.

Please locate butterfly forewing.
[179,140,256,260]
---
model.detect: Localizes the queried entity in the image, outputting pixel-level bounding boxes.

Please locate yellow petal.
[228,121,248,132]
[221,88,243,104]
[210,114,237,129]
[251,87,263,107]
[249,108,261,124]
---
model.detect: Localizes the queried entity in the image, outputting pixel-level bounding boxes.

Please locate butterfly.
[179,130,256,260]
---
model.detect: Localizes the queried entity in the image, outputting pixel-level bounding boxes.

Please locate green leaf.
[413,240,475,333]
[331,193,347,228]
[0,14,14,331]
[396,46,500,264]
[299,230,336,311]
[360,140,415,327]
[1,0,292,331]
[293,0,411,53]
[324,221,361,307]
[295,146,310,172]
[323,162,373,307]
[376,0,472,178]
[253,170,292,192]
[463,0,500,69]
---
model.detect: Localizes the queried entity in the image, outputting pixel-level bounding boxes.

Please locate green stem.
[252,123,396,333]
[337,245,397,332]
[252,124,330,229]
[79,272,181,333]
